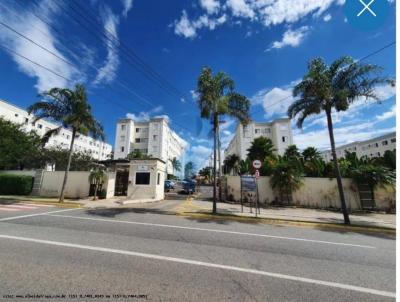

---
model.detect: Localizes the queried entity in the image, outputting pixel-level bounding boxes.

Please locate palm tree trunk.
[59,129,76,202]
[93,184,98,201]
[326,110,350,224]
[217,123,222,202]
[212,114,218,214]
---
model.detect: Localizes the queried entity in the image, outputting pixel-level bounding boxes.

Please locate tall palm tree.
[171,157,182,177]
[28,84,104,202]
[197,67,250,214]
[288,56,391,224]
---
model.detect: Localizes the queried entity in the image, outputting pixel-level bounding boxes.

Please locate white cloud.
[323,14,332,22]
[94,6,120,84]
[174,0,344,39]
[376,105,396,121]
[200,0,220,14]
[226,0,255,19]
[190,89,199,101]
[174,11,227,39]
[267,26,311,51]
[0,1,80,92]
[121,0,133,18]
[126,106,164,122]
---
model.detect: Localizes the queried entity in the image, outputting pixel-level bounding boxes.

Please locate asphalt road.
[0,201,396,302]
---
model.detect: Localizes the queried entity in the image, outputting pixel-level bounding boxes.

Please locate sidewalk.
[176,199,396,230]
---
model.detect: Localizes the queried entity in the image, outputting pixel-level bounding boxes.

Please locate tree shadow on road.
[85,207,177,218]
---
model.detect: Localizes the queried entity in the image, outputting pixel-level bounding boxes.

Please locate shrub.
[0,174,34,195]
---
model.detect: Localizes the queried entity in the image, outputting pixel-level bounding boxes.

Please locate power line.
[251,41,396,117]
[0,43,195,136]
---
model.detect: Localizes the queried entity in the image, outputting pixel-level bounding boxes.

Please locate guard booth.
[101,158,166,201]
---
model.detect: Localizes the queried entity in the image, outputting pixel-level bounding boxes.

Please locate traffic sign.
[252,160,262,169]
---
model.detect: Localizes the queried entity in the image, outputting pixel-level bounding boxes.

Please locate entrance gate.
[115,169,129,196]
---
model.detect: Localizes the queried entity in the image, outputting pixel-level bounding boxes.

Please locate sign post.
[252,160,262,216]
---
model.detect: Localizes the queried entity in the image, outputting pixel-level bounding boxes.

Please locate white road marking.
[0,206,19,212]
[0,208,80,222]
[46,214,375,249]
[0,234,394,298]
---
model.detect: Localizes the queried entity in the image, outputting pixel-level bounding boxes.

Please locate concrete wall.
[226,176,395,211]
[39,171,91,198]
[105,172,116,199]
[0,170,36,177]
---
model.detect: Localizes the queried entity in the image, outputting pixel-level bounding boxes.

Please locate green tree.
[184,161,195,179]
[349,160,395,207]
[288,56,391,224]
[42,147,94,171]
[283,145,303,173]
[88,164,107,200]
[127,150,151,160]
[28,84,104,202]
[0,118,43,170]
[246,137,276,162]
[270,156,303,205]
[302,147,325,177]
[197,67,250,213]
[199,166,212,183]
[238,159,250,175]
[171,157,182,176]
[223,154,240,175]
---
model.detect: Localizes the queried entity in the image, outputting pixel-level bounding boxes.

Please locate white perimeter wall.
[226,176,395,211]
[39,171,91,198]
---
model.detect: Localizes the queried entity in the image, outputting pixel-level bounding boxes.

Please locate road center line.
[0,234,393,298]
[0,208,80,222]
[46,214,375,249]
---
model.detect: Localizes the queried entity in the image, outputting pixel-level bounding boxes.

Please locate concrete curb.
[175,211,396,235]
[0,197,83,208]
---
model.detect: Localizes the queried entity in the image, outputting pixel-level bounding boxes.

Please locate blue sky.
[0,0,396,170]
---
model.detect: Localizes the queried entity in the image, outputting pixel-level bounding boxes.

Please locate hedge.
[0,174,34,195]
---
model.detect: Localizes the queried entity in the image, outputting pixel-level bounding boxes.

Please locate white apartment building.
[321,132,396,162]
[114,117,187,175]
[0,99,112,160]
[224,118,293,160]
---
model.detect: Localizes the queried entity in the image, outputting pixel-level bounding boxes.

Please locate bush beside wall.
[0,174,34,195]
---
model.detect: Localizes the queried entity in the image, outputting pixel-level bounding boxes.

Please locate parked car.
[182,179,196,194]
[164,180,174,192]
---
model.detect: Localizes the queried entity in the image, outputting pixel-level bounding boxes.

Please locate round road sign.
[252,160,262,169]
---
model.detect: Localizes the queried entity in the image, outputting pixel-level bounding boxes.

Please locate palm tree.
[288,56,391,224]
[171,157,182,177]
[247,137,276,162]
[28,84,104,202]
[88,164,107,200]
[197,67,250,214]
[302,147,325,177]
[349,159,395,207]
[283,145,303,173]
[238,159,250,175]
[270,156,303,204]
[223,154,240,175]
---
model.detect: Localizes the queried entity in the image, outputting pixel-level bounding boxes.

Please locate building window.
[255,129,260,134]
[157,173,160,185]
[153,135,158,141]
[136,172,150,185]
[136,128,140,133]
[382,140,388,146]
[375,143,379,147]
[38,124,42,129]
[282,136,287,143]
[25,118,29,124]
[121,146,124,152]
[135,138,140,143]
[14,113,18,117]
[121,124,126,130]
[391,138,396,143]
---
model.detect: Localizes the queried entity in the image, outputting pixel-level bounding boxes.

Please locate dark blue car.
[182,179,196,194]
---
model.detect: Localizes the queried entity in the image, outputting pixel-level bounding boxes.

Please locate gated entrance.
[358,184,375,209]
[115,168,129,196]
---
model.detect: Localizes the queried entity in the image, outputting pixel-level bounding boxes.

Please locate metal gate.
[114,170,129,196]
[358,184,375,209]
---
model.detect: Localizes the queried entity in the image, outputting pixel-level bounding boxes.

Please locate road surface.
[0,201,395,301]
